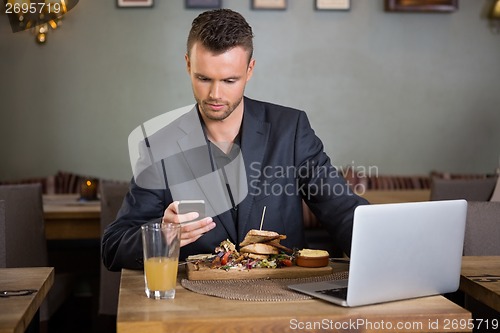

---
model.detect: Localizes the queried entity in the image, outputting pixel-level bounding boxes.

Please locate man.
[102,9,368,271]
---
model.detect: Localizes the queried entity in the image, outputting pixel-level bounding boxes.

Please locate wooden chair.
[490,177,500,202]
[463,201,500,256]
[460,201,500,321]
[98,181,129,319]
[0,184,74,326]
[430,177,497,201]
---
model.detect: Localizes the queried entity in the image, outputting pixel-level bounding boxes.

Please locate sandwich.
[239,229,292,260]
[239,229,283,246]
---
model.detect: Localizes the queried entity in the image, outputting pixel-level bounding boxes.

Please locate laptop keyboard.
[318,287,348,300]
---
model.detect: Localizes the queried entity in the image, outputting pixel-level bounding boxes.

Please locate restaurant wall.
[1,0,499,182]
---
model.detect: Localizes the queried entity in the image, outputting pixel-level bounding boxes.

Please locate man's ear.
[185,53,191,74]
[246,58,256,82]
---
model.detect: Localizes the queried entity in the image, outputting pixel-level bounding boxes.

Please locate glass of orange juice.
[141,222,181,299]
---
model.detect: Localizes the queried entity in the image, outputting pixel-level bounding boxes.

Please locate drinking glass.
[141,222,181,299]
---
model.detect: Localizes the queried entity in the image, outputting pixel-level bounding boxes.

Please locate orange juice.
[144,257,179,290]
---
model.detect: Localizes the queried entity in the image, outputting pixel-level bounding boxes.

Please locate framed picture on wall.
[252,0,287,10]
[117,0,154,7]
[315,0,350,11]
[185,0,222,9]
[385,0,458,13]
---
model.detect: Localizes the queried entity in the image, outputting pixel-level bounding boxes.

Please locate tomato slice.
[221,251,231,265]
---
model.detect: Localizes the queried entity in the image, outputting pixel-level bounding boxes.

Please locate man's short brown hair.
[187,9,254,63]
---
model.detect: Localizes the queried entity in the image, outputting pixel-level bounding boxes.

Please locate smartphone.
[178,200,205,224]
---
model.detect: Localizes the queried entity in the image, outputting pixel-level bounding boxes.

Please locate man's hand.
[163,201,216,247]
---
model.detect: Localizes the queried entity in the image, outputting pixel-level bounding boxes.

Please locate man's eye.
[225,79,236,84]
[197,76,210,82]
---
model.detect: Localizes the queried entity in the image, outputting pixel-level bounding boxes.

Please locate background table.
[460,256,500,313]
[0,267,54,333]
[43,194,100,240]
[361,189,430,204]
[117,264,471,333]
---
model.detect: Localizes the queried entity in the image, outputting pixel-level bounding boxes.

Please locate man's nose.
[209,83,221,100]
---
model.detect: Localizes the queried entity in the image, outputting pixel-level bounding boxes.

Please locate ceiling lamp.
[5,0,79,44]
[490,0,500,33]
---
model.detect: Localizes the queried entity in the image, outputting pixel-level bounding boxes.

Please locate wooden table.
[361,189,430,204]
[43,194,100,240]
[117,264,472,333]
[460,256,500,313]
[0,267,54,333]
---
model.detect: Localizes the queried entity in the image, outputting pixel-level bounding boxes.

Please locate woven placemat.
[181,271,349,302]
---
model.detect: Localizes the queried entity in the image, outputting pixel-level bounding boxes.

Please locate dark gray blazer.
[102,97,368,271]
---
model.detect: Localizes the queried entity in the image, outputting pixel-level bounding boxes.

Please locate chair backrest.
[98,180,129,316]
[490,177,500,202]
[463,201,500,256]
[0,184,48,268]
[430,177,497,201]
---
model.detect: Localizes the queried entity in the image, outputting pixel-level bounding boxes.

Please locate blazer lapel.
[237,99,270,242]
[176,108,238,243]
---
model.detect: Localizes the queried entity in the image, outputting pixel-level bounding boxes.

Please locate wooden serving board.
[186,262,333,280]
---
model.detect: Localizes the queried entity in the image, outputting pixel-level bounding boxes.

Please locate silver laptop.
[289,199,467,307]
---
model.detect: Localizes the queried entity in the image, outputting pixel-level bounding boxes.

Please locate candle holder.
[79,178,98,201]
